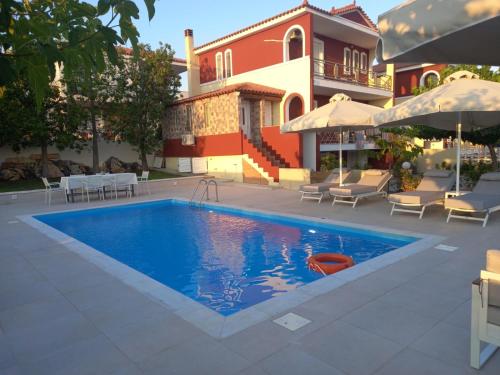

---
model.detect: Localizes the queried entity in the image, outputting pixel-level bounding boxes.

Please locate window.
[286,95,303,121]
[224,49,232,78]
[360,52,368,73]
[186,105,192,132]
[420,70,440,88]
[352,50,360,72]
[283,25,305,62]
[215,52,223,80]
[343,47,351,74]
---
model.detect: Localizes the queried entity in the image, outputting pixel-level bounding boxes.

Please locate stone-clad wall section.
[163,92,240,139]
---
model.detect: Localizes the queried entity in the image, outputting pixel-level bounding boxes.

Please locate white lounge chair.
[329,169,392,208]
[446,172,500,227]
[138,170,150,195]
[299,168,351,203]
[470,249,500,369]
[41,177,67,206]
[388,169,455,219]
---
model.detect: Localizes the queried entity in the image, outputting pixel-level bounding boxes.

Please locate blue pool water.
[35,200,417,316]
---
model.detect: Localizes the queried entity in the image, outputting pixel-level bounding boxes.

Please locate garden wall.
[0,139,154,167]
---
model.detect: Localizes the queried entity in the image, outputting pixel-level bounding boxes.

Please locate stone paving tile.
[18,334,133,375]
[106,313,202,363]
[295,283,376,321]
[63,280,142,311]
[410,321,472,369]
[376,282,465,320]
[5,311,100,364]
[0,280,60,313]
[220,320,293,363]
[80,292,168,335]
[373,347,465,375]
[340,299,438,346]
[0,295,78,334]
[300,320,403,375]
[0,332,15,371]
[444,299,471,330]
[139,334,250,375]
[259,344,345,375]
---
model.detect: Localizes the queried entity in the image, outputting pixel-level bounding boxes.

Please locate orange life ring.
[308,253,354,275]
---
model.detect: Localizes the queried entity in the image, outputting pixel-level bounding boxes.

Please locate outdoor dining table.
[60,173,138,202]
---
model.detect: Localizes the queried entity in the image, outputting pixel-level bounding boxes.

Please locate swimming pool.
[34,199,417,316]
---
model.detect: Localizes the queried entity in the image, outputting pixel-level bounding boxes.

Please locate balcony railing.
[313,59,392,91]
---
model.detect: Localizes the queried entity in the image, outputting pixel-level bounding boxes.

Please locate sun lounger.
[470,249,500,369]
[388,169,455,219]
[299,168,350,203]
[445,172,500,227]
[329,169,392,208]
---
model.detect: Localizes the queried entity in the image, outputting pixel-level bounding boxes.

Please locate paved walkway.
[1,178,499,374]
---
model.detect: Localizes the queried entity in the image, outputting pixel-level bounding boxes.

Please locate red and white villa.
[162,1,445,185]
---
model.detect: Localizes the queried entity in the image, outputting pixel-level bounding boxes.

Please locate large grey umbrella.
[373,72,500,193]
[282,93,382,185]
[376,0,500,64]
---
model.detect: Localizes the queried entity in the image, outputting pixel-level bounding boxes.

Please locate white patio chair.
[111,174,133,199]
[471,249,500,369]
[137,170,150,195]
[41,177,67,206]
[81,175,106,202]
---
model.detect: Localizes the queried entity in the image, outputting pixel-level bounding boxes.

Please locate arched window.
[343,47,351,74]
[224,49,232,78]
[283,25,305,62]
[286,95,304,121]
[215,52,223,80]
[420,70,440,88]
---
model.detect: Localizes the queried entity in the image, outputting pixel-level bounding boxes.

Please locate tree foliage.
[0,79,85,176]
[410,65,500,169]
[107,43,180,170]
[66,58,124,172]
[0,0,155,107]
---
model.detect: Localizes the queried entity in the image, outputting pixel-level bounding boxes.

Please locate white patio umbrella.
[373,72,500,194]
[281,93,382,185]
[376,0,500,64]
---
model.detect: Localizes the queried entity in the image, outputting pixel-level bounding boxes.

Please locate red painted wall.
[198,13,312,84]
[338,12,372,29]
[261,126,302,168]
[395,64,447,98]
[163,133,242,157]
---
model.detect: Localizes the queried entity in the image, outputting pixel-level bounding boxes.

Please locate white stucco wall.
[0,139,154,166]
[200,56,312,124]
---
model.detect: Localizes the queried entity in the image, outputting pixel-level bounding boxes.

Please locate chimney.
[184,29,200,97]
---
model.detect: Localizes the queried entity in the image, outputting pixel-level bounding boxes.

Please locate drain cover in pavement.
[435,244,458,252]
[273,313,311,331]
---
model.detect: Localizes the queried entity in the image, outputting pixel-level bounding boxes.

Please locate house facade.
[163,1,395,184]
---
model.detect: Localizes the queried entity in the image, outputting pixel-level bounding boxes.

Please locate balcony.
[313,59,393,100]
[319,129,384,152]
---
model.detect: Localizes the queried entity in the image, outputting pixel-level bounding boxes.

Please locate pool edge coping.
[18,196,446,338]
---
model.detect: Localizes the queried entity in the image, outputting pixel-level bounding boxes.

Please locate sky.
[110,0,404,88]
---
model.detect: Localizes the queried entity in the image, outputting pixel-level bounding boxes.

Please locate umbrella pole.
[339,127,343,187]
[456,113,462,195]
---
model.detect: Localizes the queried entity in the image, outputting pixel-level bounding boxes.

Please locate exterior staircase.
[242,134,289,183]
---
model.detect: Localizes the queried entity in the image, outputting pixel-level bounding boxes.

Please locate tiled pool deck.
[1,177,500,374]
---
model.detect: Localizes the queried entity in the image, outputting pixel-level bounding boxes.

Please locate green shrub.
[320,153,339,171]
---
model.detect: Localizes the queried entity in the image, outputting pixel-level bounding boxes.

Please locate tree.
[411,65,500,169]
[0,79,85,176]
[0,0,155,107]
[108,43,180,170]
[66,58,123,173]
